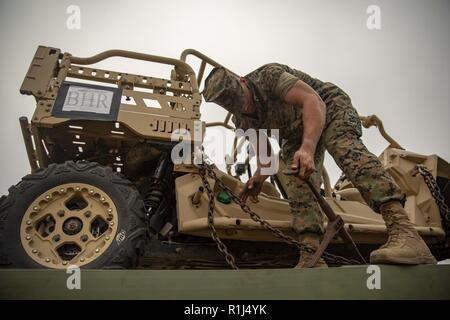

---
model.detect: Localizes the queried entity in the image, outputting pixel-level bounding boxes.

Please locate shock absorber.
[144,189,164,217]
[144,152,172,234]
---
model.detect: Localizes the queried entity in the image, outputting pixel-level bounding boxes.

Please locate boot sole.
[294,264,329,269]
[370,253,437,265]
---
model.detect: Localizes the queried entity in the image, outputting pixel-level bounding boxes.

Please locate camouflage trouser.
[282,94,405,235]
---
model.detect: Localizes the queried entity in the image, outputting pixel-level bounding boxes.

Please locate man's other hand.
[238,172,267,203]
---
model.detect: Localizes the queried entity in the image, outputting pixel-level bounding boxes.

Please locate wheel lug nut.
[75,187,80,191]
[95,248,100,253]
[62,261,68,265]
[59,188,65,194]
[84,211,92,218]
[89,189,94,194]
[45,258,50,263]
[32,249,37,254]
[105,236,110,240]
[107,208,113,213]
[80,257,85,262]
[53,234,60,242]
[45,195,51,200]
[81,235,88,242]
[26,235,31,240]
[109,222,114,226]
[57,210,65,217]
[33,206,40,211]
[26,220,32,225]
[100,197,105,202]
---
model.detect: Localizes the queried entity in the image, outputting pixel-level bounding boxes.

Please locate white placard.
[62,86,114,114]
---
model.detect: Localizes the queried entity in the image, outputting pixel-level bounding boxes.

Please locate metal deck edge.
[0,265,449,300]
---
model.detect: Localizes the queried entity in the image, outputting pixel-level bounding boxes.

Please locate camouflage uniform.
[204,63,405,235]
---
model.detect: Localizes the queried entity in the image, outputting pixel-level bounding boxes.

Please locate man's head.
[203,67,255,115]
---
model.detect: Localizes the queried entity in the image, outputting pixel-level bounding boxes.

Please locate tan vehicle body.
[9,46,448,269]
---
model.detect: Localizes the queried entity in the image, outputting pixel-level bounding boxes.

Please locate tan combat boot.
[295,233,328,268]
[370,201,437,265]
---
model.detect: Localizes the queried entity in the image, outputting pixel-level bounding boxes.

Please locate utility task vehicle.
[0,46,448,269]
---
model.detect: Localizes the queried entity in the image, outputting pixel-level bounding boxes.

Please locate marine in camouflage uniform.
[203,63,436,267]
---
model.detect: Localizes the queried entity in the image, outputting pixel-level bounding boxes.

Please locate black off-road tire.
[0,161,146,269]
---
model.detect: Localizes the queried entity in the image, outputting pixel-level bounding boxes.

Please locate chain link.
[198,160,360,269]
[415,164,450,234]
[200,165,239,270]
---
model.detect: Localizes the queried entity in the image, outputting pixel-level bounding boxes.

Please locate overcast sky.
[0,0,448,195]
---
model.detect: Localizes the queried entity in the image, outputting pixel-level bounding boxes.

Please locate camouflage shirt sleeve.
[254,64,299,100]
[274,71,299,100]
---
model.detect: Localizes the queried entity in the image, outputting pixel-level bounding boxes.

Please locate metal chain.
[198,161,360,269]
[200,165,238,270]
[415,164,450,234]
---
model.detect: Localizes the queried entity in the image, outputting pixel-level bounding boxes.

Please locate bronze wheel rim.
[20,183,118,269]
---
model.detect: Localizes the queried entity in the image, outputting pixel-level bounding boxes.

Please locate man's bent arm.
[299,96,326,154]
[284,80,326,177]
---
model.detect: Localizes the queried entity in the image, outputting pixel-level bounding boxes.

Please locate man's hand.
[291,146,315,180]
[238,171,268,203]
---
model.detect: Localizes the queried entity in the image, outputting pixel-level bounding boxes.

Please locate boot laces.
[386,222,403,246]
